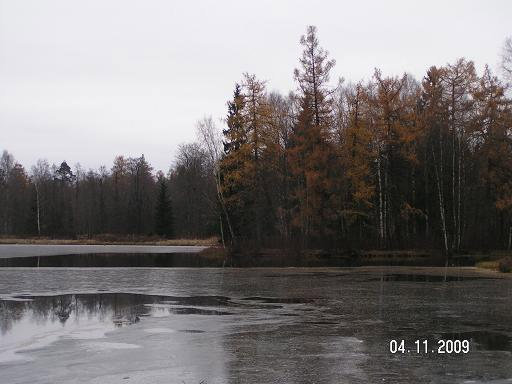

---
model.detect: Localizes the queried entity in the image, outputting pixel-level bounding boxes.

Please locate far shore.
[0,236,218,247]
[0,244,209,259]
[0,241,510,272]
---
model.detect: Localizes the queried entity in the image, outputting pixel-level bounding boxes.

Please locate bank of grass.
[0,235,218,247]
[473,251,512,273]
[475,260,500,271]
[228,248,512,269]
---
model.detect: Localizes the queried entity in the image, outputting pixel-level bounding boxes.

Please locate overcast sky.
[1,0,510,172]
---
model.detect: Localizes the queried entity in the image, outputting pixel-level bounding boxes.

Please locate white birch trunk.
[457,135,462,251]
[377,154,384,242]
[432,145,449,255]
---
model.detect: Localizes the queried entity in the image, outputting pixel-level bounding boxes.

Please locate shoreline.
[0,241,510,272]
[0,244,509,272]
[0,237,217,247]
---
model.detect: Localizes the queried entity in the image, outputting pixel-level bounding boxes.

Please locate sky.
[1,0,511,173]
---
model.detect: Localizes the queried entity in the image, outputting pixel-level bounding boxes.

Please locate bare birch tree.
[502,37,512,82]
[30,159,51,236]
[196,116,235,246]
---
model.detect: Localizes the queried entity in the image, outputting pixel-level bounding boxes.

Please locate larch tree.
[440,58,477,251]
[293,26,336,129]
[338,83,376,243]
[288,26,337,245]
[240,73,273,243]
[471,66,512,248]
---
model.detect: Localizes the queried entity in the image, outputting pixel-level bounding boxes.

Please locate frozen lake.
[0,244,208,258]
[0,267,511,383]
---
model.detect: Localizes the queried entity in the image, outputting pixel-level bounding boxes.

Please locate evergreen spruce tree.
[155,175,173,237]
[223,83,246,154]
[220,83,251,240]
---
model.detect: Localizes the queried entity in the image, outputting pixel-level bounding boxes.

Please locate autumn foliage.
[218,26,512,253]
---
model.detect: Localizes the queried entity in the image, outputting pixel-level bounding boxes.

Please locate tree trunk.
[384,156,389,245]
[424,149,429,239]
[35,183,41,236]
[451,131,457,251]
[432,145,449,255]
[508,225,512,250]
[219,214,225,248]
[412,170,416,238]
[215,171,235,244]
[377,154,384,244]
[457,136,463,251]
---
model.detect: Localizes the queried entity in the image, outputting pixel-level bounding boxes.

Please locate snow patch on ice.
[143,327,176,334]
[84,342,140,351]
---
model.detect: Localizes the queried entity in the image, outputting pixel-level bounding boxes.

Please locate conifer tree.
[288,26,337,245]
[155,174,173,238]
[471,66,512,248]
[220,84,251,240]
[241,73,273,243]
[223,83,246,154]
[338,83,375,242]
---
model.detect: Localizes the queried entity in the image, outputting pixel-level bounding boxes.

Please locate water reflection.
[0,293,247,337]
[1,293,154,336]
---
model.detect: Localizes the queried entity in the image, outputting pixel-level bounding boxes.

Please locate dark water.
[0,246,471,267]
[0,267,511,384]
[0,253,224,268]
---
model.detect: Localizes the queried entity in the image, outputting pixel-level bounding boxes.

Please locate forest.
[1,27,512,255]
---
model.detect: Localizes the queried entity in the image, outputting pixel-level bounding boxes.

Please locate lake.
[0,267,511,383]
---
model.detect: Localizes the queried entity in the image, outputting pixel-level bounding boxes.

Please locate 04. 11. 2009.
[389,339,470,354]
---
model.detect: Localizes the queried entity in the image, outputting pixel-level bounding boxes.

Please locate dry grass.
[475,260,500,271]
[473,251,512,273]
[0,236,219,246]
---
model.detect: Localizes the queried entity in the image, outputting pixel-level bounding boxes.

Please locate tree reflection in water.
[0,293,161,334]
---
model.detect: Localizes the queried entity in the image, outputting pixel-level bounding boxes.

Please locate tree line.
[0,148,218,239]
[2,26,512,254]
[216,27,512,253]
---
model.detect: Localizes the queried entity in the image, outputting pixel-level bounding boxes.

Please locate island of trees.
[1,27,512,256]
